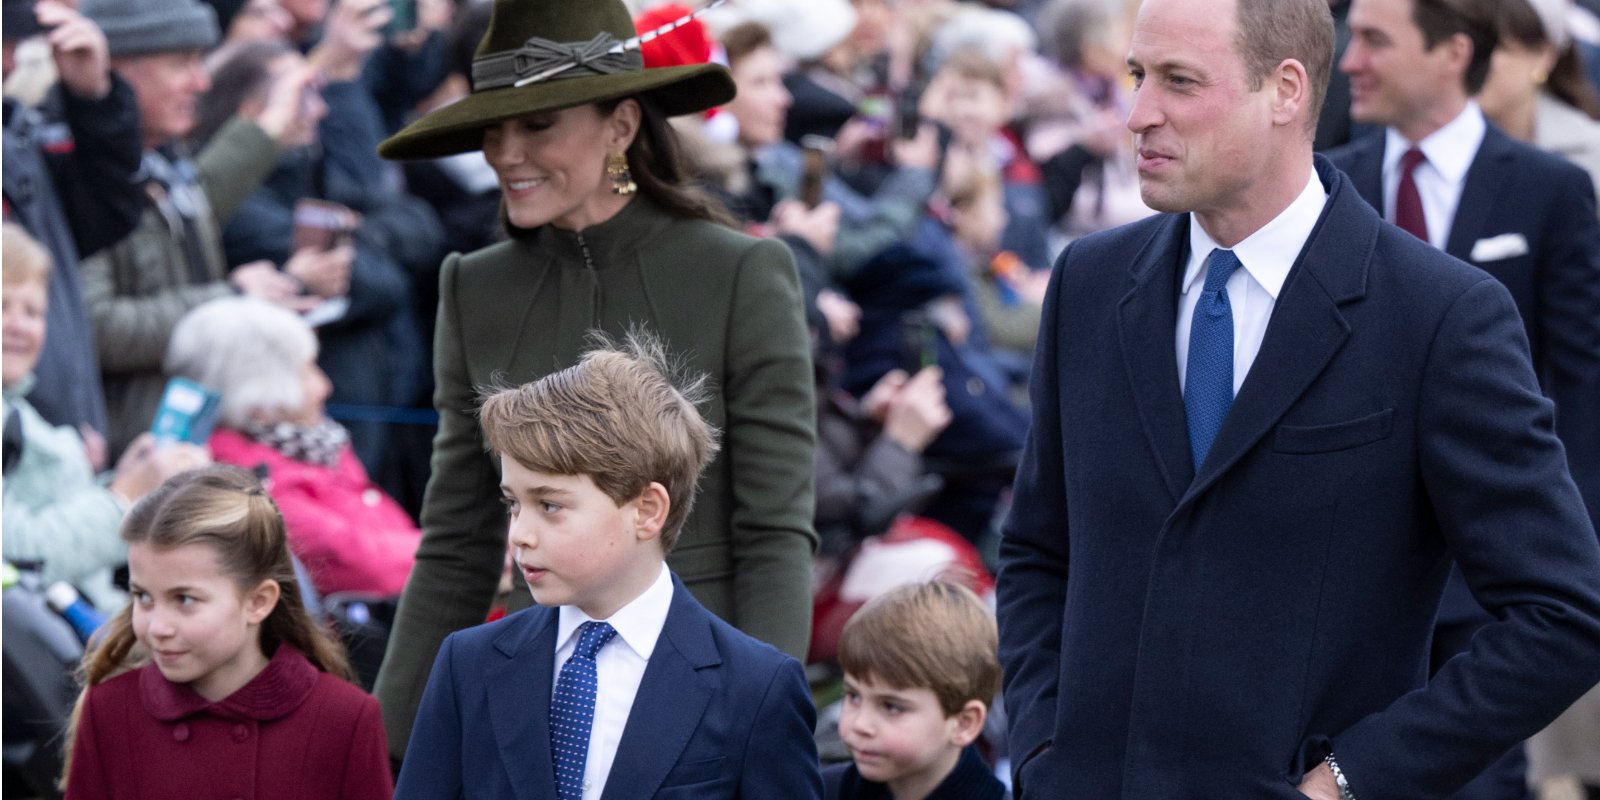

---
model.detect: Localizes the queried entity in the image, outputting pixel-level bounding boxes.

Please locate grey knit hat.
[83,0,219,58]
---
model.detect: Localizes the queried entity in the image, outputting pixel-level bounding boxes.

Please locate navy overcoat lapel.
[486,610,560,800]
[1116,213,1197,502]
[600,577,719,800]
[1184,160,1370,500]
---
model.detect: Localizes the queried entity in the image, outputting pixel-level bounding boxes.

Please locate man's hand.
[229,260,318,313]
[880,365,951,454]
[1297,761,1342,800]
[37,0,110,100]
[771,199,841,259]
[309,0,389,82]
[248,61,322,144]
[284,244,353,299]
[390,0,451,52]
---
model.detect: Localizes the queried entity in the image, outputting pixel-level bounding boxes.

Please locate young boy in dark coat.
[394,332,822,799]
[827,581,1008,800]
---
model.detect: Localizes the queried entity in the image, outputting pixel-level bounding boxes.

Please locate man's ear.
[949,699,988,747]
[244,579,281,626]
[630,481,671,543]
[1270,58,1311,129]
[1442,31,1475,81]
[607,97,643,153]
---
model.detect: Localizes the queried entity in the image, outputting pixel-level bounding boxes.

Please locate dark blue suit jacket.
[1328,126,1600,526]
[996,158,1600,800]
[394,573,822,799]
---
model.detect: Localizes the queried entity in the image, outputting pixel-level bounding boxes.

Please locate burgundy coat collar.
[139,644,320,722]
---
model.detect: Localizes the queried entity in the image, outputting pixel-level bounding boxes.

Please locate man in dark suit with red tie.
[1328,1,1600,794]
[996,0,1600,796]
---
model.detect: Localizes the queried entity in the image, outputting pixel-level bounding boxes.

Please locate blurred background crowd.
[3,0,1599,796]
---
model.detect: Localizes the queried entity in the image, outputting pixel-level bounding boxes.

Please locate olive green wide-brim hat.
[379,0,735,161]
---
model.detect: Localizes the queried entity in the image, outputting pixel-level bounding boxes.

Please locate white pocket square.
[1470,233,1529,261]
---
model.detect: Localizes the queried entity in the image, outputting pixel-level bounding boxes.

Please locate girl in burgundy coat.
[62,466,393,800]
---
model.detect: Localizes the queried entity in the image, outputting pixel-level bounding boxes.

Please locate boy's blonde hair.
[2,222,52,287]
[837,581,1000,716]
[478,329,721,552]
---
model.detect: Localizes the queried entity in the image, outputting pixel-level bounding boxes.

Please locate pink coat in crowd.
[209,429,420,597]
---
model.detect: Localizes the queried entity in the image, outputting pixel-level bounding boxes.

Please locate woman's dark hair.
[503,96,737,237]
[1496,0,1600,120]
[194,39,296,146]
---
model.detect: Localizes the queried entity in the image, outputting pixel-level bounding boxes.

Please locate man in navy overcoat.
[996,0,1600,798]
[1328,1,1600,794]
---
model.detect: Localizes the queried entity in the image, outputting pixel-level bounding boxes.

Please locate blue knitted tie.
[551,621,616,800]
[1185,249,1243,470]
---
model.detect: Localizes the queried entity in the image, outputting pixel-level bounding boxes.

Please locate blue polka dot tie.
[551,621,616,800]
[1185,248,1243,470]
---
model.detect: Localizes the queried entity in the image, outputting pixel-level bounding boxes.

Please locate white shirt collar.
[1183,168,1328,299]
[1383,101,1486,187]
[556,564,673,662]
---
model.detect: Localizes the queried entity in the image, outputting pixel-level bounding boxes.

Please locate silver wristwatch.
[1324,752,1357,800]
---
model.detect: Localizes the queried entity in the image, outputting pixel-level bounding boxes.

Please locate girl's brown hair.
[63,466,354,785]
[504,96,737,238]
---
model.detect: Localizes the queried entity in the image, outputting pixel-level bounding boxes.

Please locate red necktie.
[1395,147,1429,243]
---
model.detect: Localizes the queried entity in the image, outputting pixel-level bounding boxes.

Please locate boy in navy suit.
[394,332,822,799]
[827,582,1007,800]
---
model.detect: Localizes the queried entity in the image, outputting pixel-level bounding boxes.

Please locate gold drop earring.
[606,152,637,195]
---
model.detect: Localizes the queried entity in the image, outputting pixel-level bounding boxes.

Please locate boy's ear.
[949,699,988,747]
[244,579,281,626]
[630,481,671,543]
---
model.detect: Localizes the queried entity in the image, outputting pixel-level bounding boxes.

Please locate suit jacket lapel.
[1341,134,1385,213]
[1116,214,1196,503]
[1185,160,1368,499]
[486,610,559,800]
[1444,125,1514,261]
[600,577,719,800]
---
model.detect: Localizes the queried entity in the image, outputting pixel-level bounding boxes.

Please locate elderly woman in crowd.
[370,0,818,761]
[164,296,420,599]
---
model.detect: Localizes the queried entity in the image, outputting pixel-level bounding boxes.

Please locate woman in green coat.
[371,0,818,759]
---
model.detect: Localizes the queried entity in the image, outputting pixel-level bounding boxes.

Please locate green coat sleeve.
[196,116,282,224]
[372,252,508,758]
[722,237,819,660]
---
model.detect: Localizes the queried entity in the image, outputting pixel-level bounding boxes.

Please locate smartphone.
[291,199,356,252]
[799,135,833,208]
[896,82,926,140]
[150,378,222,445]
[386,0,417,34]
[899,310,940,374]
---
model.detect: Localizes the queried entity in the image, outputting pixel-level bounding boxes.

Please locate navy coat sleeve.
[394,634,466,800]
[1532,165,1600,525]
[994,242,1072,789]
[737,658,824,800]
[1331,277,1600,799]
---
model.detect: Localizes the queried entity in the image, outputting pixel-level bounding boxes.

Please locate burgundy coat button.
[172,723,189,742]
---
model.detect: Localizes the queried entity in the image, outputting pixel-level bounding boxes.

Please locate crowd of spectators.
[5,0,1600,797]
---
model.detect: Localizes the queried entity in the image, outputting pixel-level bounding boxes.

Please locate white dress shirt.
[1176,170,1329,394]
[553,564,673,800]
[1381,102,1486,249]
